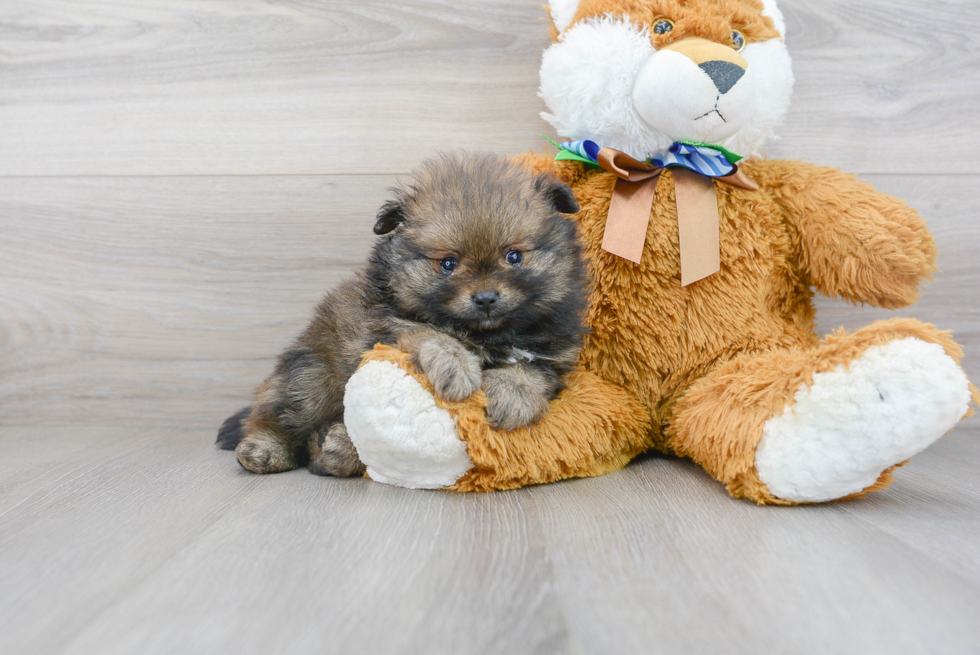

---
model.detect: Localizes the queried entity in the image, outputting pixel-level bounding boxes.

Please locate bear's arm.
[756,160,938,309]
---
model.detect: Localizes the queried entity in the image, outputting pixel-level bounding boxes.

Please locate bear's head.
[540,0,793,160]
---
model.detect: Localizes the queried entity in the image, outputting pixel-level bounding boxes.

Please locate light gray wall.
[1,0,977,427]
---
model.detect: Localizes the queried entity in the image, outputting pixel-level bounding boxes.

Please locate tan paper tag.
[672,168,721,286]
[601,175,660,264]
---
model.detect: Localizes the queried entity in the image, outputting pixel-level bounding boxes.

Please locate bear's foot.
[344,358,473,489]
[671,319,977,504]
[755,337,971,502]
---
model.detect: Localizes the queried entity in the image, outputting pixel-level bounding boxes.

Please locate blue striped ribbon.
[560,140,737,178]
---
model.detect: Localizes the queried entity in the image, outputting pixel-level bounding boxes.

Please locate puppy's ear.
[373,200,406,235]
[535,175,580,214]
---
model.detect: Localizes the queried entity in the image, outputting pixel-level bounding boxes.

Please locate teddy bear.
[341,0,978,504]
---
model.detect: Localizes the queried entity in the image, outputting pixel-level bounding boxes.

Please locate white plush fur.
[549,0,581,33]
[755,339,972,503]
[722,38,794,157]
[540,17,661,158]
[539,15,793,160]
[344,361,473,490]
[632,48,759,148]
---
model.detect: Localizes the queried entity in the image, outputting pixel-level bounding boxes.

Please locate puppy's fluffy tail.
[216,406,251,450]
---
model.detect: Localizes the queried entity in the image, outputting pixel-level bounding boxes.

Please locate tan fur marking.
[663,36,748,67]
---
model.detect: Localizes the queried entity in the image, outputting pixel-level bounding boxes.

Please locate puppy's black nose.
[472,291,499,312]
[699,60,745,95]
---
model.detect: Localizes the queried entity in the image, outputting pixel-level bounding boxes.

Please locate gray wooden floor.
[2,426,979,654]
[2,1,979,653]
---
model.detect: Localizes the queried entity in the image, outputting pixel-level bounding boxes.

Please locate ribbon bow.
[553,139,759,286]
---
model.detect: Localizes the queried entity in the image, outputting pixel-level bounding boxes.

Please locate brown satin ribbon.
[595,146,759,286]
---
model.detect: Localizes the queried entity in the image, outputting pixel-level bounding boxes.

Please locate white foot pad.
[756,338,971,503]
[344,360,473,489]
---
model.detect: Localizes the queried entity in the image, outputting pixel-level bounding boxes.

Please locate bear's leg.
[343,346,653,491]
[669,318,977,504]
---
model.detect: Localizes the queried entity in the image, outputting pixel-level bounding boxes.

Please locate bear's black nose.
[472,291,499,312]
[699,60,745,95]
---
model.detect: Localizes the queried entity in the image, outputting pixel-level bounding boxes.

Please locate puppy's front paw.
[483,367,552,431]
[415,339,482,402]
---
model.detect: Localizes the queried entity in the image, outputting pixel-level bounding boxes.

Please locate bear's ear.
[536,175,580,215]
[548,0,581,34]
[373,200,406,235]
[760,0,786,37]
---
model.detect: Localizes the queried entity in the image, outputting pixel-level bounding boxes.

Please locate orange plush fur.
[359,156,978,502]
[547,0,781,44]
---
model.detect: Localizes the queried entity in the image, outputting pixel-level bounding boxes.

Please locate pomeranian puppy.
[217,152,587,477]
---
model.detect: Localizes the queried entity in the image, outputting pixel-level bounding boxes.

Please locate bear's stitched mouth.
[694,95,726,123]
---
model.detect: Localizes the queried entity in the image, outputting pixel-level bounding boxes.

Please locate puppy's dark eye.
[653,18,674,35]
[438,256,459,274]
[505,250,523,267]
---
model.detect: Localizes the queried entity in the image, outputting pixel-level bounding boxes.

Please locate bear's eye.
[505,250,524,267]
[731,30,746,52]
[653,18,674,35]
[439,256,459,274]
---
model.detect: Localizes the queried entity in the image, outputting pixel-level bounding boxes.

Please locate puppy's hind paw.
[309,424,366,478]
[235,435,297,474]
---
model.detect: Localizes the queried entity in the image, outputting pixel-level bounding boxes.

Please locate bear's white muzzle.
[632,37,756,145]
